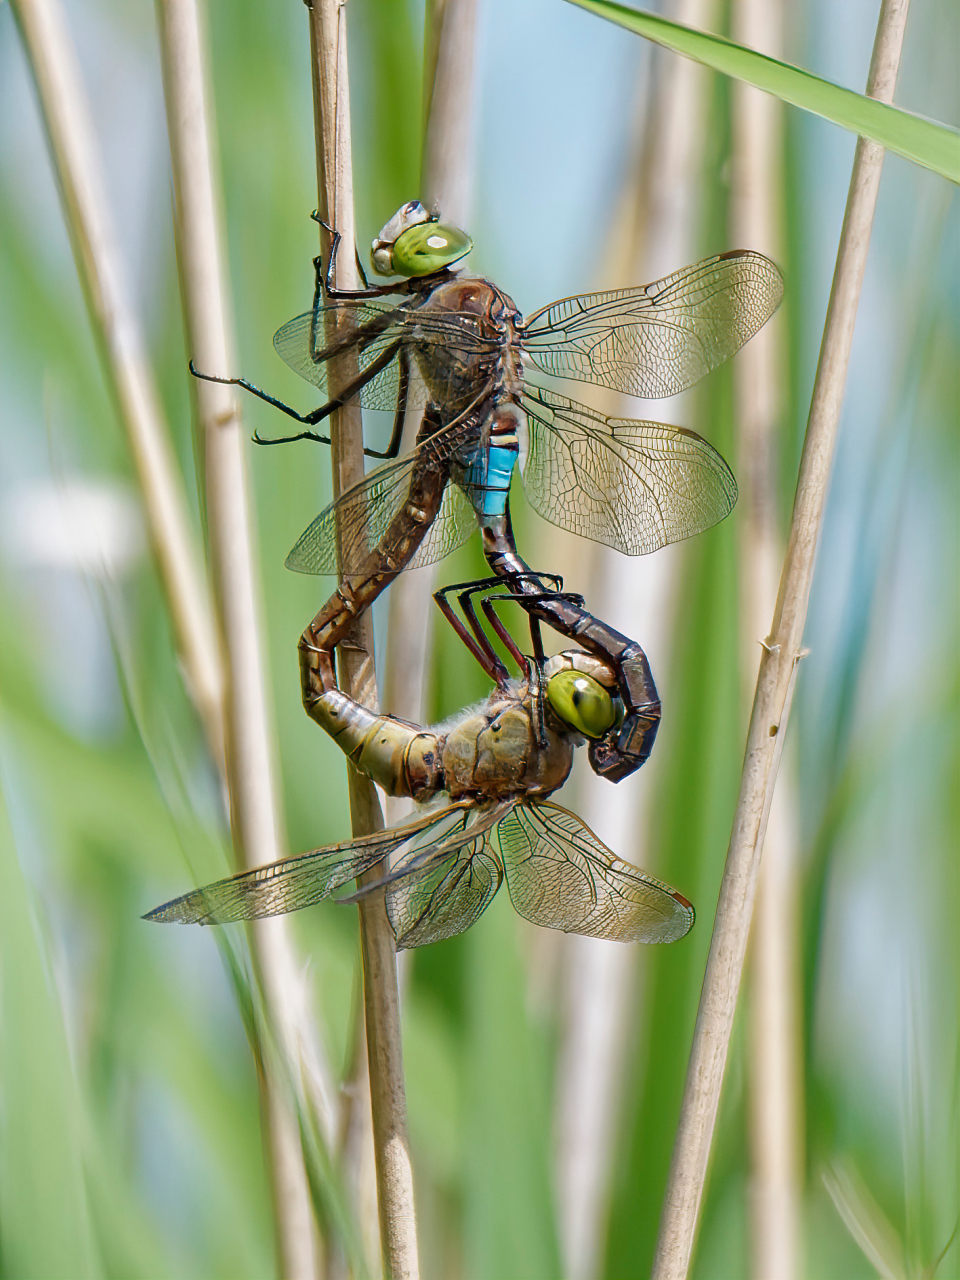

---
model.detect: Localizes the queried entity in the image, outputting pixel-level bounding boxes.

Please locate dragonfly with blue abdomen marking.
[193,201,783,779]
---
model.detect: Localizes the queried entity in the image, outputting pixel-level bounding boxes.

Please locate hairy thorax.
[436,686,574,802]
[412,277,524,416]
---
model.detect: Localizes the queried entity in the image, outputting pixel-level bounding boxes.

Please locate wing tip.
[671,890,696,939]
[142,903,198,925]
[142,890,219,926]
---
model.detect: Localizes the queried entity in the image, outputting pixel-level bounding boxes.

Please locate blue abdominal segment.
[463,442,518,522]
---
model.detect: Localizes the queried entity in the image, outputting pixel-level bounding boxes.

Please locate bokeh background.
[0,0,957,1277]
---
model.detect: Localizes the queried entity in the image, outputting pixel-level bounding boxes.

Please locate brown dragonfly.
[146,579,693,948]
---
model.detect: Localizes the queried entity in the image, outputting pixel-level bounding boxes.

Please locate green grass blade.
[565,0,960,183]
[0,784,101,1280]
[462,897,561,1280]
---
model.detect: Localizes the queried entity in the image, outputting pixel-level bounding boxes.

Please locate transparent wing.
[274,306,412,410]
[497,801,695,943]
[274,301,500,410]
[284,426,479,576]
[520,386,737,555]
[144,808,452,925]
[345,803,512,948]
[406,481,478,571]
[520,250,783,398]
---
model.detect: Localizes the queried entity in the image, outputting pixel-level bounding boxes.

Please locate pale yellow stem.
[307,4,420,1277]
[554,5,716,1277]
[155,2,345,1276]
[652,3,912,1276]
[11,0,224,770]
[729,4,805,1278]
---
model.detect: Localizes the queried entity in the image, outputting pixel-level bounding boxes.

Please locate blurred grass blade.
[822,1161,907,1280]
[10,0,226,765]
[565,0,960,183]
[464,901,561,1280]
[0,782,101,1280]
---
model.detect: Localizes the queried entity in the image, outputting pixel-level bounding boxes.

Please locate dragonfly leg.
[482,509,661,782]
[245,340,407,457]
[365,344,410,462]
[188,361,334,443]
[435,574,585,677]
[429,570,571,599]
[475,593,530,679]
[314,232,419,302]
[311,213,372,288]
[433,585,511,687]
[470,589,551,748]
[472,586,589,751]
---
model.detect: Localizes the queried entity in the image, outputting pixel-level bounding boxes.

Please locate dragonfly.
[146,579,694,948]
[194,200,783,779]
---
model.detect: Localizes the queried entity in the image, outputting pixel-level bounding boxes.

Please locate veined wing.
[520,250,783,398]
[497,801,695,943]
[284,427,479,576]
[343,803,512,948]
[143,807,456,925]
[274,305,412,411]
[520,386,737,556]
[407,482,477,571]
[275,301,501,410]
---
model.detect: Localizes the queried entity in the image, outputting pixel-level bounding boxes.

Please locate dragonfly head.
[543,652,623,741]
[371,200,472,278]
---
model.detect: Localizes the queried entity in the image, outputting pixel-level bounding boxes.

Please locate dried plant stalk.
[154,2,344,1276]
[729,4,804,1278]
[10,0,224,768]
[555,6,715,1276]
[307,3,420,1277]
[652,3,912,1276]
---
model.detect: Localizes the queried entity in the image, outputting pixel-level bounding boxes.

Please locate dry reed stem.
[307,3,420,1277]
[10,0,224,770]
[422,0,478,227]
[729,4,804,1278]
[554,7,714,1276]
[652,2,912,1275]
[155,3,346,1276]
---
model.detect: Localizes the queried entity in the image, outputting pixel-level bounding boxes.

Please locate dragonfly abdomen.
[307,687,444,799]
[457,401,522,523]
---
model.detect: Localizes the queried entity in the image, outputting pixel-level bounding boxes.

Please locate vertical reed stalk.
[652,3,912,1275]
[10,0,224,770]
[306,3,420,1276]
[155,2,342,1276]
[554,6,714,1276]
[729,4,804,1278]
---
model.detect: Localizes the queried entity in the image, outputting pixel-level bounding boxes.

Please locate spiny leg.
[482,504,661,781]
[476,592,530,678]
[312,222,421,302]
[432,584,511,687]
[189,344,404,457]
[309,209,370,287]
[473,586,589,749]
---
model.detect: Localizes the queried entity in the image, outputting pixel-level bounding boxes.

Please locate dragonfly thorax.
[411,277,524,419]
[437,685,574,801]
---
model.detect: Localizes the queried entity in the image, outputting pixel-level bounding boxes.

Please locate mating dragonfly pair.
[148,200,783,946]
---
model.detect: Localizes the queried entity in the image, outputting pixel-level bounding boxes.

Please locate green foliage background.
[0,0,956,1277]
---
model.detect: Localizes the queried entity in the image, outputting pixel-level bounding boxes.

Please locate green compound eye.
[391,222,472,276]
[546,670,617,740]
